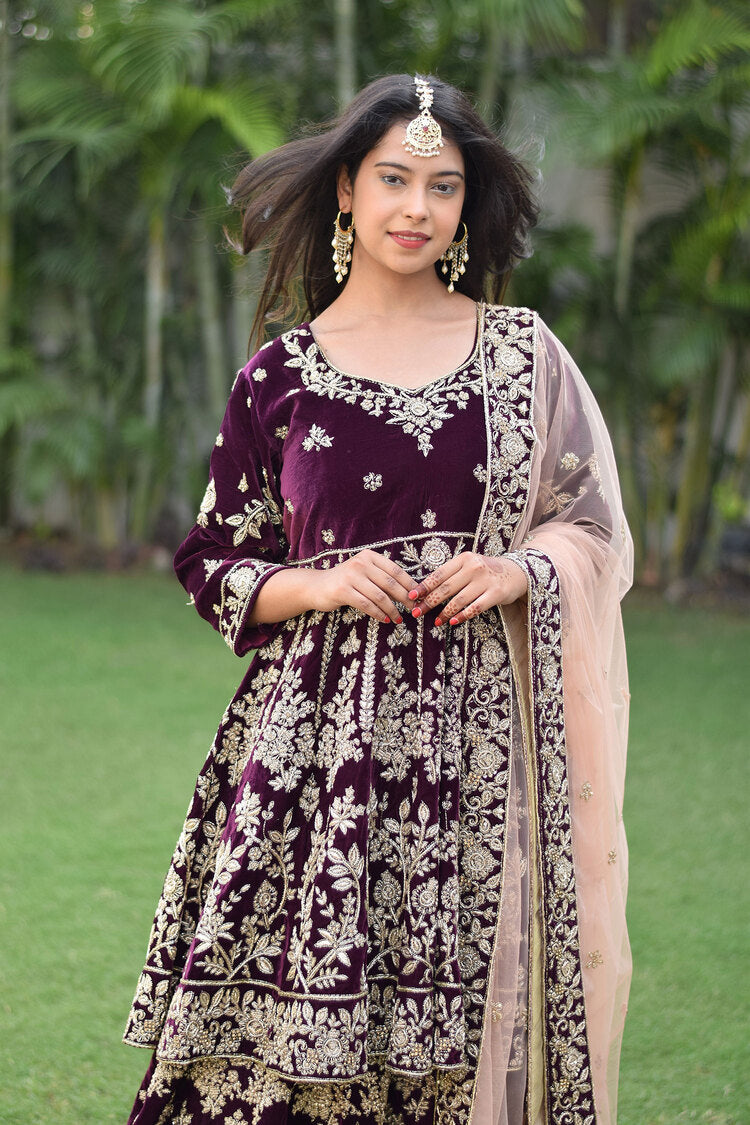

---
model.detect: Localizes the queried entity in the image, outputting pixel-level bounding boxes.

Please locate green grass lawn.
[1,569,747,1124]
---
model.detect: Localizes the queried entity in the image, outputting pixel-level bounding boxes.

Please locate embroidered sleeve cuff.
[218,560,288,656]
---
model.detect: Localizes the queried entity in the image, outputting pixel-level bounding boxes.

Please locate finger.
[411,574,466,616]
[355,577,405,624]
[445,596,489,626]
[408,556,463,604]
[435,581,488,626]
[369,554,416,604]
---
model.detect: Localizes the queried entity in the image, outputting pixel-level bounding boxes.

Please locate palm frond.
[544,66,685,160]
[705,280,750,313]
[645,0,750,86]
[0,378,71,437]
[91,0,288,112]
[476,0,585,49]
[669,187,750,288]
[645,311,724,388]
[172,83,284,158]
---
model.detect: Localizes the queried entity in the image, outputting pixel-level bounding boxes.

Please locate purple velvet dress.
[124,304,619,1125]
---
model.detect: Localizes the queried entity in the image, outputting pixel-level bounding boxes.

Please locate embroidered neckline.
[281,314,485,457]
[304,302,483,394]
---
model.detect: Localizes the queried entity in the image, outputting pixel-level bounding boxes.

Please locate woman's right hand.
[308,549,414,624]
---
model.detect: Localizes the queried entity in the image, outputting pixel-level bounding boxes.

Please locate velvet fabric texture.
[124,305,632,1125]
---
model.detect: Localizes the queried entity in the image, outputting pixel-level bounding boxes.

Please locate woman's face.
[337,121,466,284]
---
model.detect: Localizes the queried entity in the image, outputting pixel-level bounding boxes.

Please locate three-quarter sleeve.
[173,357,289,656]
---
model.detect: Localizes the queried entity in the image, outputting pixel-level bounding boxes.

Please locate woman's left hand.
[408,552,528,627]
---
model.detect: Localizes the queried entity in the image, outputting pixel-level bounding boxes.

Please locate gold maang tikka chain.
[402,76,444,158]
[440,222,469,292]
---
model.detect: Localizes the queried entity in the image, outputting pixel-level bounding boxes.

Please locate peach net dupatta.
[472,320,633,1125]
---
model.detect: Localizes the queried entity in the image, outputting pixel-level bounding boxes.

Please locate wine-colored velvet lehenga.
[123,304,632,1125]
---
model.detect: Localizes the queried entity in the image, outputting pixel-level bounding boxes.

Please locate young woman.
[123,74,632,1125]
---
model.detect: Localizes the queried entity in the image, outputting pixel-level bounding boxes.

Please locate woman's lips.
[389,231,430,249]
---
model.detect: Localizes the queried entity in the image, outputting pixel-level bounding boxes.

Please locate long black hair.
[229,74,539,346]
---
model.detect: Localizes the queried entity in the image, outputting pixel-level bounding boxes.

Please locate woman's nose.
[402,187,429,222]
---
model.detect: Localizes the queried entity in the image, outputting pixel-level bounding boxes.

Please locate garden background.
[1,1,748,1123]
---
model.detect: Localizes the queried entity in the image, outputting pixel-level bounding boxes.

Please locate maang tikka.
[403,75,444,158]
[440,222,469,293]
[332,210,354,283]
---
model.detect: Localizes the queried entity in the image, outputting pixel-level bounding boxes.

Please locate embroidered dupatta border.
[471,306,597,1124]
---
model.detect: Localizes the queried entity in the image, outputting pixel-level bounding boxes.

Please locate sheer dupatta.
[473,316,632,1125]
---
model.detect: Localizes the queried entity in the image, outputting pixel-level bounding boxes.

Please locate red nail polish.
[449,616,459,626]
[395,616,403,624]
[384,616,390,624]
[435,618,443,627]
[408,590,419,600]
[412,607,422,618]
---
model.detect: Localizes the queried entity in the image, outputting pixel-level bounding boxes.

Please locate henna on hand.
[408,552,528,627]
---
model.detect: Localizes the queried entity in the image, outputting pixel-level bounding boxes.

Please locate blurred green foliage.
[1,0,749,583]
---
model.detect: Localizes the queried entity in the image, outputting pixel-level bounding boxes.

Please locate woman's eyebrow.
[374,161,465,180]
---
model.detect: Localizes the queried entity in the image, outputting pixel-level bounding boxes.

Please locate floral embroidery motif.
[275,425,289,440]
[421,509,437,528]
[283,330,482,457]
[363,472,382,491]
[238,473,249,493]
[608,849,617,865]
[215,433,224,446]
[302,424,334,452]
[196,477,216,527]
[561,451,580,471]
[580,781,593,800]
[203,559,222,580]
[285,498,294,513]
[588,451,605,498]
[399,535,463,574]
[540,481,577,516]
[322,529,335,545]
[224,500,269,546]
[586,950,604,969]
[252,367,267,381]
[473,463,487,483]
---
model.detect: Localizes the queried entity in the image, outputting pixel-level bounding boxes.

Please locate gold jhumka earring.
[332,211,354,283]
[440,223,469,292]
[403,75,444,158]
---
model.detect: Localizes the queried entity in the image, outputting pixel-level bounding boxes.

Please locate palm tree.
[536,0,750,583]
[12,0,285,544]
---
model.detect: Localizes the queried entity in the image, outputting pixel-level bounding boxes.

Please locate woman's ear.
[336,166,354,213]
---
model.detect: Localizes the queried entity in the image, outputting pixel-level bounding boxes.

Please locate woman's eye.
[433,182,456,194]
[381,175,404,186]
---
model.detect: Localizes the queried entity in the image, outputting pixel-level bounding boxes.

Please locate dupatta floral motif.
[124,306,632,1125]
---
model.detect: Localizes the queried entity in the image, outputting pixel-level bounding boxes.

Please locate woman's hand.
[309,549,415,624]
[407,552,528,627]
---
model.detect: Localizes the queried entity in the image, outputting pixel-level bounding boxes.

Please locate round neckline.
[304,302,484,393]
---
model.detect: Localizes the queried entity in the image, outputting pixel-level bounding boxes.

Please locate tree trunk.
[334,0,356,109]
[684,341,739,577]
[194,217,228,429]
[143,208,167,430]
[478,12,504,121]
[644,402,677,586]
[0,0,15,527]
[131,206,167,540]
[614,148,644,321]
[669,367,717,581]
